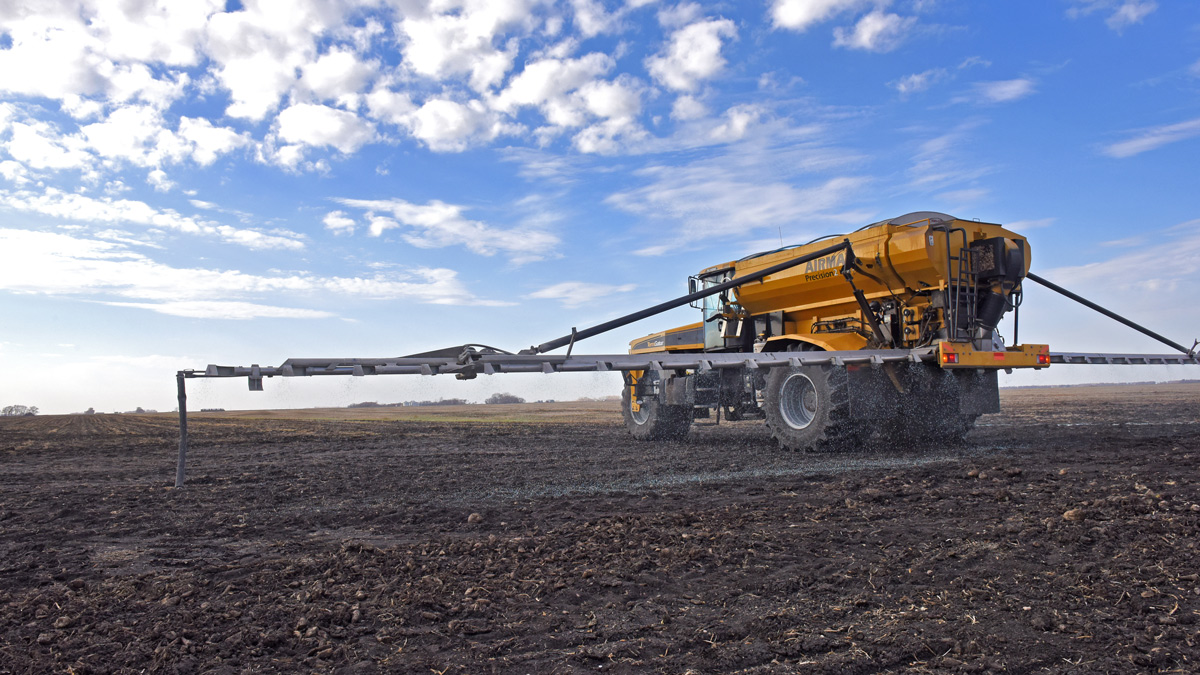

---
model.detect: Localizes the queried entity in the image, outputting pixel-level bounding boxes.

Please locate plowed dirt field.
[2,383,1199,673]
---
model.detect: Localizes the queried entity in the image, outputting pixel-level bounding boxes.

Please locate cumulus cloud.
[0,228,509,317]
[489,52,647,152]
[298,47,377,108]
[832,9,915,52]
[333,197,560,263]
[323,210,357,234]
[276,103,377,154]
[1101,117,1200,158]
[405,98,508,152]
[493,52,614,117]
[204,1,358,120]
[5,120,92,170]
[645,16,737,92]
[1,106,249,175]
[770,0,867,32]
[0,186,305,250]
[397,0,542,93]
[671,95,708,121]
[527,281,637,308]
[0,2,215,107]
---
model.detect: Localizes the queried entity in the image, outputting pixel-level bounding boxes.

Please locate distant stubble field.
[1,383,1199,673]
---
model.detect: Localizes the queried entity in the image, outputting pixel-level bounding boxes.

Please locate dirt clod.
[1062,508,1086,521]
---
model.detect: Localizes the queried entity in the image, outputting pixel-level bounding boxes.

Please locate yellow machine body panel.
[629,322,704,354]
[728,216,1027,319]
[630,212,1042,369]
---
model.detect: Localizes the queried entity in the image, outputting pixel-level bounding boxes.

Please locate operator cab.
[689,267,738,351]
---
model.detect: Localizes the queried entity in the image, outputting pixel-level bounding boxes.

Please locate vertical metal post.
[175,372,188,488]
[1013,292,1020,346]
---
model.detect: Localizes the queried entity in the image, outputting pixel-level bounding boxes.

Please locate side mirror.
[688,277,698,294]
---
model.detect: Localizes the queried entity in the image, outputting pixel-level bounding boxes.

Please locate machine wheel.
[763,365,857,452]
[622,376,691,441]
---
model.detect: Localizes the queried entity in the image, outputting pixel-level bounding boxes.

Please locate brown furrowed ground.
[1,384,1199,674]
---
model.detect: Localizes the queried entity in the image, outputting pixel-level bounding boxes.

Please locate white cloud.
[298,47,377,108]
[770,0,867,32]
[104,300,336,320]
[0,160,32,185]
[527,281,637,308]
[971,78,1036,103]
[147,168,175,192]
[493,52,614,116]
[276,103,377,154]
[397,0,542,93]
[1037,229,1200,319]
[405,98,507,152]
[671,95,708,121]
[1190,58,1200,78]
[323,210,357,234]
[1101,117,1200,158]
[203,1,351,120]
[0,2,213,108]
[176,117,251,165]
[706,105,762,143]
[0,228,509,317]
[1067,1,1157,32]
[645,17,737,92]
[2,108,248,175]
[907,120,991,191]
[832,10,915,52]
[606,131,867,251]
[891,68,947,95]
[79,105,172,165]
[0,187,305,250]
[333,197,560,263]
[570,0,621,37]
[490,52,647,151]
[365,87,417,125]
[6,121,92,170]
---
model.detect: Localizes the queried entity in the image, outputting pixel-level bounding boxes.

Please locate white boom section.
[186,348,1198,389]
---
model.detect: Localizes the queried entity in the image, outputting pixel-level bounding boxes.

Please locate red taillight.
[942,352,959,364]
[1038,353,1050,365]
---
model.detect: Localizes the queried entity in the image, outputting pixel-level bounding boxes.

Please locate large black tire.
[763,365,858,452]
[621,376,691,441]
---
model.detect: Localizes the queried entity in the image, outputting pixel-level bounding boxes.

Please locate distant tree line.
[485,393,525,404]
[347,399,468,408]
[2,405,37,416]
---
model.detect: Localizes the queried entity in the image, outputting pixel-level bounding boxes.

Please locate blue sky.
[2,0,1198,413]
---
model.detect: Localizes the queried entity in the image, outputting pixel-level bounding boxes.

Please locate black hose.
[1025,272,1193,356]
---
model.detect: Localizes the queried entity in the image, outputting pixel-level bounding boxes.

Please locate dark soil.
[1,384,1199,673]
